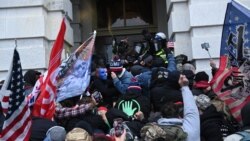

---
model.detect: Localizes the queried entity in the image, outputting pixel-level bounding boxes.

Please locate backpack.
[201,117,237,139]
[140,123,187,141]
[235,131,250,141]
[150,67,169,87]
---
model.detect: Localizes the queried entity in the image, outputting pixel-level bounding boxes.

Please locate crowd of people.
[0,30,250,141]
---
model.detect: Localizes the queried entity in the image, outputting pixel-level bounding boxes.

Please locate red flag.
[0,49,31,141]
[32,18,66,119]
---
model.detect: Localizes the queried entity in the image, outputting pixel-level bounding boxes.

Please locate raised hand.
[179,74,189,87]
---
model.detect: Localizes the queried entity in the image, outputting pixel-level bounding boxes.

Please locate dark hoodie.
[200,105,224,141]
[200,105,235,141]
[91,76,120,107]
[30,117,57,141]
[24,70,40,87]
[241,102,250,130]
[114,90,151,120]
[24,70,41,96]
[150,70,183,111]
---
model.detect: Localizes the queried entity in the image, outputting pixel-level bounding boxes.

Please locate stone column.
[0,0,74,79]
[167,0,228,77]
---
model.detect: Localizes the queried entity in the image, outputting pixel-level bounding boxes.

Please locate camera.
[113,118,124,137]
[92,91,102,103]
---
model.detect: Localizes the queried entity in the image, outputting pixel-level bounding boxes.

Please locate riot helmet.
[153,32,167,53]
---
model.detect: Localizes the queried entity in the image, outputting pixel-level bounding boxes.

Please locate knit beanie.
[24,70,41,86]
[93,134,115,141]
[194,94,211,110]
[65,128,92,141]
[74,121,93,136]
[183,63,195,73]
[109,61,123,72]
[43,126,66,141]
[98,106,108,112]
[126,77,142,94]
[194,71,209,82]
[182,70,195,89]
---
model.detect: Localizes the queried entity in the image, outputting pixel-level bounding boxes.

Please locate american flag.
[0,49,31,141]
[211,1,250,122]
[167,41,174,48]
[32,18,66,119]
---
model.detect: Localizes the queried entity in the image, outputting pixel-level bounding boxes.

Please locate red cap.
[98,106,108,112]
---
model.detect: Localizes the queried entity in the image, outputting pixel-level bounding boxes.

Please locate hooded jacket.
[154,86,200,141]
[91,76,120,106]
[150,70,183,112]
[113,68,133,94]
[200,105,225,141]
[30,117,57,141]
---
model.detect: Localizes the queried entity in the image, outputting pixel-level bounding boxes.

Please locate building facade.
[0,0,249,80]
[0,0,74,79]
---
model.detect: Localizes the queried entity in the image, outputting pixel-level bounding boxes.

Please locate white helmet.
[155,32,166,40]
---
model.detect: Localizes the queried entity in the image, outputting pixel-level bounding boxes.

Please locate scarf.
[193,81,210,89]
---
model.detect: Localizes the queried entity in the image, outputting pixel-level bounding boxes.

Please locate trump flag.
[56,31,96,102]
[211,0,250,121]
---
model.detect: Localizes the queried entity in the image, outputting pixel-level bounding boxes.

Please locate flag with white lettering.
[32,18,66,119]
[211,0,250,122]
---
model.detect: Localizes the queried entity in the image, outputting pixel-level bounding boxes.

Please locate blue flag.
[221,0,250,66]
[56,32,96,102]
[211,0,250,121]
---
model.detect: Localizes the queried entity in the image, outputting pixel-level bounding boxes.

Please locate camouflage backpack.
[140,123,187,141]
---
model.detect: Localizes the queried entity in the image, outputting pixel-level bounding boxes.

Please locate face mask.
[154,42,159,52]
[153,39,163,52]
[98,68,107,80]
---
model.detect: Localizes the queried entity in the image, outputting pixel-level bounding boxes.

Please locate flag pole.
[14,39,17,49]
[0,39,17,113]
[63,11,68,19]
[75,31,97,54]
[207,49,212,59]
[201,42,212,59]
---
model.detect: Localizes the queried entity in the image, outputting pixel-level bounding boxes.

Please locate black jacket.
[115,92,151,120]
[150,83,183,112]
[30,117,57,141]
[91,77,120,107]
[200,105,227,141]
